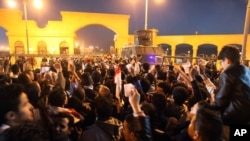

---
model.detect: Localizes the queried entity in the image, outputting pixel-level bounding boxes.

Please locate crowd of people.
[0,45,249,141]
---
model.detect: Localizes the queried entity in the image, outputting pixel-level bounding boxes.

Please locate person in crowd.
[156,81,172,98]
[92,70,102,93]
[67,87,94,131]
[0,73,10,85]
[122,86,152,141]
[204,59,218,83]
[154,64,167,83]
[46,86,83,139]
[23,58,33,72]
[48,86,69,109]
[142,91,171,141]
[209,45,250,140]
[18,71,33,86]
[104,68,116,98]
[57,63,66,86]
[62,70,74,96]
[3,57,10,75]
[97,85,112,98]
[186,66,211,109]
[81,72,96,101]
[24,69,35,81]
[140,63,155,91]
[0,121,49,141]
[0,84,34,133]
[50,112,78,141]
[24,81,42,108]
[15,56,25,72]
[80,97,123,141]
[164,86,189,121]
[10,64,20,84]
[177,101,223,141]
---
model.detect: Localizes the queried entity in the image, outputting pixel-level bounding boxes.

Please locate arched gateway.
[0,9,250,62]
[0,9,130,56]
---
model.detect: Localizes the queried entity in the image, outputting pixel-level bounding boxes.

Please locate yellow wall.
[0,9,130,55]
[0,9,249,61]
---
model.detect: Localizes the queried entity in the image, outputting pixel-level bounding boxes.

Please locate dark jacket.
[210,64,250,125]
[80,117,122,141]
[134,116,153,141]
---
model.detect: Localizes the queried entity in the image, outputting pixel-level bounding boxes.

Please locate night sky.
[0,0,248,50]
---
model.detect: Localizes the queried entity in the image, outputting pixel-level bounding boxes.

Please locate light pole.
[242,0,250,61]
[144,0,163,30]
[23,0,29,54]
[144,0,148,30]
[7,0,43,54]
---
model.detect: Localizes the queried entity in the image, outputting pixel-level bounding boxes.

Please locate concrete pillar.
[192,45,198,64]
[170,44,177,63]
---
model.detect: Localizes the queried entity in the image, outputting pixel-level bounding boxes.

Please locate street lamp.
[242,0,250,61]
[144,0,164,30]
[144,0,148,30]
[7,0,43,54]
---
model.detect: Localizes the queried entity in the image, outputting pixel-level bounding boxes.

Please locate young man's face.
[220,58,231,71]
[156,86,164,93]
[15,93,34,123]
[122,120,131,141]
[52,117,71,141]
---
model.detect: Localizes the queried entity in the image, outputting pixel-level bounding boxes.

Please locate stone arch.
[37,41,47,54]
[175,44,193,63]
[59,41,69,54]
[64,11,130,54]
[197,44,217,59]
[158,43,171,55]
[75,23,118,36]
[14,41,25,54]
[75,24,116,55]
[176,44,193,56]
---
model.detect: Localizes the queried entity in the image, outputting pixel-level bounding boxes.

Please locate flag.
[114,65,121,102]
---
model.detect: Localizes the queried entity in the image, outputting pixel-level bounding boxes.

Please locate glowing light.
[33,0,43,9]
[75,42,79,48]
[148,55,156,64]
[7,0,17,8]
[155,0,165,4]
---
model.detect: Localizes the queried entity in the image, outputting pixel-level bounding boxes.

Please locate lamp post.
[242,0,250,61]
[144,0,148,30]
[144,0,163,30]
[23,0,29,54]
[7,0,43,54]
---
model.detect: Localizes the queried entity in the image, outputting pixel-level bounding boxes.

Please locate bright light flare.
[33,0,43,9]
[154,0,166,6]
[155,0,165,4]
[75,42,79,48]
[7,0,17,8]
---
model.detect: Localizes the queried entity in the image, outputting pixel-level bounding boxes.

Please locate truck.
[121,29,165,65]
